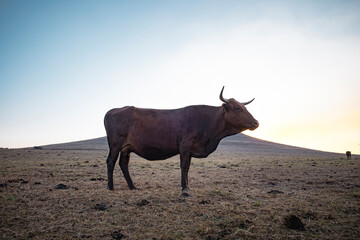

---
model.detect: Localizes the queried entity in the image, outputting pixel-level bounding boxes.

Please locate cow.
[104,86,259,192]
[346,151,351,159]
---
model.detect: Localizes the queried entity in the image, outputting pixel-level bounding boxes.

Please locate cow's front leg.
[180,150,192,192]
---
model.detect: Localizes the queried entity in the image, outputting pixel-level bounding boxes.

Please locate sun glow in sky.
[1,0,360,154]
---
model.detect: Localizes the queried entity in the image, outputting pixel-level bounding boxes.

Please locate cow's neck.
[205,107,240,153]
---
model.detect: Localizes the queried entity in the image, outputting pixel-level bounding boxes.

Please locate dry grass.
[1,148,359,239]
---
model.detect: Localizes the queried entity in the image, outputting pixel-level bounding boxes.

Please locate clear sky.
[1,0,359,154]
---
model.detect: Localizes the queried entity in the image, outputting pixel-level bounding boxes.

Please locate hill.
[40,133,339,156]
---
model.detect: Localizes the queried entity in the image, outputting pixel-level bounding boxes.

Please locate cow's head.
[220,86,259,132]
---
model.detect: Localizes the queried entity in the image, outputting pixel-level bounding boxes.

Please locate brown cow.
[104,87,259,192]
[346,151,351,159]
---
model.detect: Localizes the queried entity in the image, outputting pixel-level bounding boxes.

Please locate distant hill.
[40,134,340,156]
[41,136,108,150]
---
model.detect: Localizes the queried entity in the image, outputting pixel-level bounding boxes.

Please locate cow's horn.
[219,86,229,103]
[242,98,255,105]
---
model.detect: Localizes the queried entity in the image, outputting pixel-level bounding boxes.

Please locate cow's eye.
[235,107,242,112]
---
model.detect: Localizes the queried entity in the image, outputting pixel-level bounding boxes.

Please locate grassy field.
[1,147,359,239]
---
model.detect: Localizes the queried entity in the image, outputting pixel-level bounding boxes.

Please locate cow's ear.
[222,103,229,112]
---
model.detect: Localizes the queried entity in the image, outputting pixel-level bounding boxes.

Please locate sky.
[0,0,359,154]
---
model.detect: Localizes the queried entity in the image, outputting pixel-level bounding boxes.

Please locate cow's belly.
[135,145,179,161]
[127,136,179,161]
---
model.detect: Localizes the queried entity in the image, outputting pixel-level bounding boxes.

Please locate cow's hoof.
[181,187,191,197]
[181,192,190,197]
[182,187,190,193]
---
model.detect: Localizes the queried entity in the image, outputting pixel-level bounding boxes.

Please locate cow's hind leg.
[106,148,120,190]
[180,149,192,193]
[119,153,136,190]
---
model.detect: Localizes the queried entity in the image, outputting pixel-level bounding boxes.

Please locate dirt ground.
[0,148,359,239]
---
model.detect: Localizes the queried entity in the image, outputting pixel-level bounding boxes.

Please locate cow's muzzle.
[250,120,259,131]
